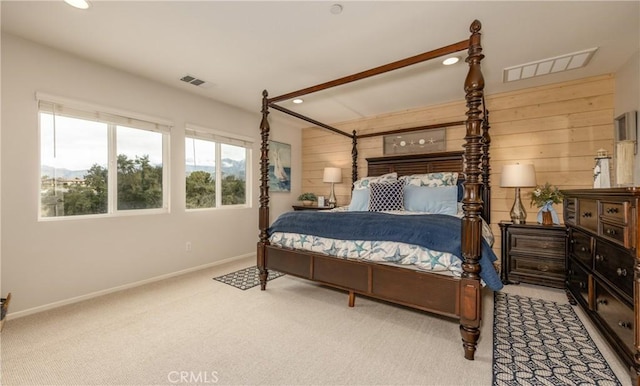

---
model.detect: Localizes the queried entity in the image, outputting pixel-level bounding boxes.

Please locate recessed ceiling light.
[64,0,90,9]
[330,4,343,15]
[442,57,459,66]
[292,99,304,104]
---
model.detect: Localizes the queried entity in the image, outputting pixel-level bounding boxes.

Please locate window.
[38,94,171,219]
[185,125,251,209]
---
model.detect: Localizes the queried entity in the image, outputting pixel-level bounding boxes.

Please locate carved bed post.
[352,130,358,189]
[481,105,491,223]
[258,90,270,290]
[460,19,485,360]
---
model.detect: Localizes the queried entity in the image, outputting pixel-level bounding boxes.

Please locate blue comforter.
[269,211,503,291]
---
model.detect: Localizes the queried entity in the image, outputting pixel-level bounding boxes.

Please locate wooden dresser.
[562,188,639,383]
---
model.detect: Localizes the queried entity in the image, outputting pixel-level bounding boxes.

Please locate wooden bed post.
[460,19,485,360]
[352,130,358,189]
[481,106,491,223]
[258,90,270,290]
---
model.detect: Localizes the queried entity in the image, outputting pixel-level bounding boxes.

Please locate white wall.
[1,33,301,314]
[614,50,640,185]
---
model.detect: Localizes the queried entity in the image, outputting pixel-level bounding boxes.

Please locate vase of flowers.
[529,182,563,225]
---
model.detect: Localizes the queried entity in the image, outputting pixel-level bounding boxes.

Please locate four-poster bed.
[257,20,498,360]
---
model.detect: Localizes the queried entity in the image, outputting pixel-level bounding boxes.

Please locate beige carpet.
[0,257,631,385]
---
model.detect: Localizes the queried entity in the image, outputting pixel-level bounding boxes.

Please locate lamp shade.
[500,164,537,187]
[323,167,342,183]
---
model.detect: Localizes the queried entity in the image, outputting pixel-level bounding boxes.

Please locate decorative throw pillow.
[401,172,458,187]
[403,185,458,215]
[353,172,398,190]
[368,180,404,212]
[348,188,370,211]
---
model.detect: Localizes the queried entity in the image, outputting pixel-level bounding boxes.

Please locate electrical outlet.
[185,242,192,252]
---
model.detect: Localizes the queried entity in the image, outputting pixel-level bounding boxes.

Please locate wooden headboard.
[365,150,491,223]
[366,151,464,178]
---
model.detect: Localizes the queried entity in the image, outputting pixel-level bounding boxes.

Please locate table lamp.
[500,164,537,224]
[323,167,342,208]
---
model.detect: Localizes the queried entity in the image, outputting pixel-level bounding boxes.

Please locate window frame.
[185,124,252,211]
[37,93,172,221]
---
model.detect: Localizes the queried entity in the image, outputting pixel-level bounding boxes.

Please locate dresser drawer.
[569,229,592,268]
[600,200,629,224]
[600,220,629,249]
[564,198,576,226]
[577,199,598,232]
[594,240,634,298]
[594,281,635,355]
[567,258,589,306]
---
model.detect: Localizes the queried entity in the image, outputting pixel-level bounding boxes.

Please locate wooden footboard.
[263,245,471,320]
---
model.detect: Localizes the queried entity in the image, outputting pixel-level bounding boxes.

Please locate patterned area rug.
[493,292,622,386]
[213,266,284,290]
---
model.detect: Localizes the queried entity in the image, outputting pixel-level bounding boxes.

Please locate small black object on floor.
[214,266,284,290]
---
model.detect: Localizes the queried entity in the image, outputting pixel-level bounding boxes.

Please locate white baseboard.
[6,253,255,320]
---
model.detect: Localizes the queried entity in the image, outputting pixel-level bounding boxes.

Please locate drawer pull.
[605,228,617,236]
[616,268,628,277]
[595,254,604,262]
[606,207,619,214]
[618,321,632,329]
[580,246,590,253]
[582,211,592,218]
[597,299,608,305]
[579,282,587,289]
[537,264,549,272]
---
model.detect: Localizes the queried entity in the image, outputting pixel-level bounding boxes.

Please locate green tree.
[117,154,163,210]
[186,171,215,209]
[40,154,163,216]
[60,164,108,216]
[221,174,245,205]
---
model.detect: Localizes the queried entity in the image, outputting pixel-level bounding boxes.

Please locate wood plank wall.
[301,74,615,258]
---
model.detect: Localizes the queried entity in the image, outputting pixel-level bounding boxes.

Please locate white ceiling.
[2,1,639,126]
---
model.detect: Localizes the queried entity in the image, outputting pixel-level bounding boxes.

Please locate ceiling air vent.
[503,47,598,83]
[180,75,212,88]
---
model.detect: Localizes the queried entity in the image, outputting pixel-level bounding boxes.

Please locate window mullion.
[108,124,117,213]
[162,132,170,210]
[215,142,222,207]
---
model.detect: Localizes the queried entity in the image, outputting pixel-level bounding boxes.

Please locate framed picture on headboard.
[383,128,445,155]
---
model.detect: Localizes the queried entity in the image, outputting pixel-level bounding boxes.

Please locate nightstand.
[499,221,567,288]
[291,205,333,211]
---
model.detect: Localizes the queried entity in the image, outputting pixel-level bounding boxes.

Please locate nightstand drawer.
[594,281,634,355]
[509,233,565,258]
[594,240,634,298]
[507,254,564,287]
